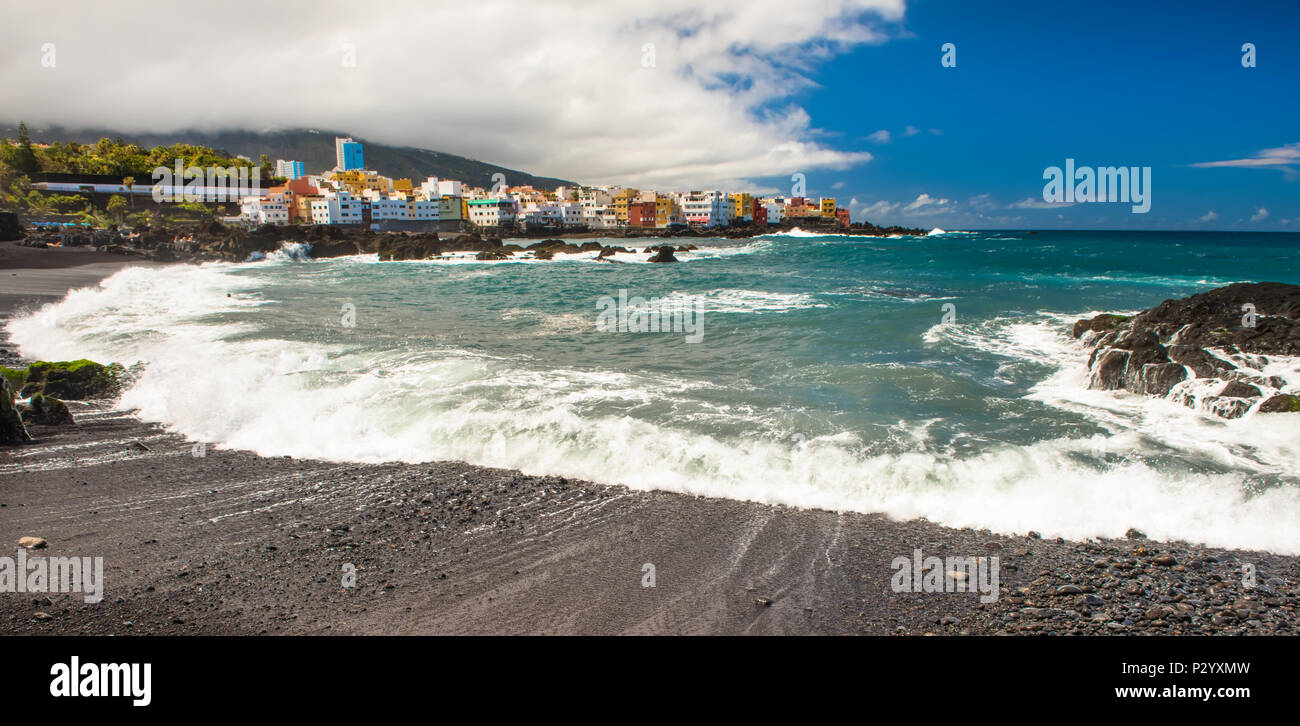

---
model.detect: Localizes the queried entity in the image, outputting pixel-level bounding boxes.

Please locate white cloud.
[1198,210,1219,222]
[904,193,950,211]
[1190,143,1300,172]
[866,129,892,143]
[1,0,909,189]
[1250,207,1269,222]
[903,125,921,136]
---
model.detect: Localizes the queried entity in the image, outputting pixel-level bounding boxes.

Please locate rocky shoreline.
[1073,282,1300,418]
[15,216,923,265]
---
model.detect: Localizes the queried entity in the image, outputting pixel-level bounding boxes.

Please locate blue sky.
[779,0,1300,229]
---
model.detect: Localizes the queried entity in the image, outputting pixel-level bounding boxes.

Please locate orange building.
[268,178,321,223]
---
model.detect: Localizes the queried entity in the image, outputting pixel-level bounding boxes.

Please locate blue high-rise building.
[275,159,305,180]
[335,137,364,171]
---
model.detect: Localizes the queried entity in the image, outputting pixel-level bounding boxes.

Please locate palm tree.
[106,195,127,225]
[123,176,136,209]
[25,191,55,216]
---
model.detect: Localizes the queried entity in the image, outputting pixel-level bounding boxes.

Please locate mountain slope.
[6,125,577,191]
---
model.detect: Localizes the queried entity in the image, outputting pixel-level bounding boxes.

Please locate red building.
[628,201,657,228]
[836,207,850,227]
[753,199,767,225]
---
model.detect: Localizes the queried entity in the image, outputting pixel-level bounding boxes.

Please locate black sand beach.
[2,240,1298,635]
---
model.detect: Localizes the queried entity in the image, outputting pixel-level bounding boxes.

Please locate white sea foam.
[762,227,836,238]
[666,289,827,314]
[9,266,1300,554]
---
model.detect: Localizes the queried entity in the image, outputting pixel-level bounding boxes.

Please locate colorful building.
[335,137,364,171]
[628,200,657,228]
[681,190,730,226]
[467,198,515,227]
[331,169,392,195]
[613,188,638,226]
[266,178,321,223]
[820,197,837,219]
[274,159,305,180]
[730,193,754,222]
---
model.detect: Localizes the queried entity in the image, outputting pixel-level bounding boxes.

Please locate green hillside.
[6,125,577,191]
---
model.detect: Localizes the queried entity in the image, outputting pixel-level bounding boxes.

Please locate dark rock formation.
[647,246,678,263]
[21,394,75,426]
[1259,394,1300,413]
[16,221,532,264]
[0,376,31,444]
[1074,283,1300,418]
[0,212,22,241]
[1072,313,1129,339]
[19,360,124,400]
[596,245,630,258]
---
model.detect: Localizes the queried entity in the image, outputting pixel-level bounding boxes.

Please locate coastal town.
[234,137,852,232]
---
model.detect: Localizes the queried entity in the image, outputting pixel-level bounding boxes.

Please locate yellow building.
[820,197,837,218]
[613,188,638,224]
[654,194,682,227]
[331,169,392,195]
[730,193,754,222]
[393,178,414,193]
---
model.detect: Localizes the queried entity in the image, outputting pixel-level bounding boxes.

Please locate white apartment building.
[239,194,289,225]
[559,201,584,227]
[438,179,464,198]
[367,195,408,221]
[764,202,784,224]
[581,206,609,229]
[518,202,563,226]
[406,199,439,221]
[578,188,612,208]
[310,190,364,225]
[467,199,516,227]
[680,190,730,227]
